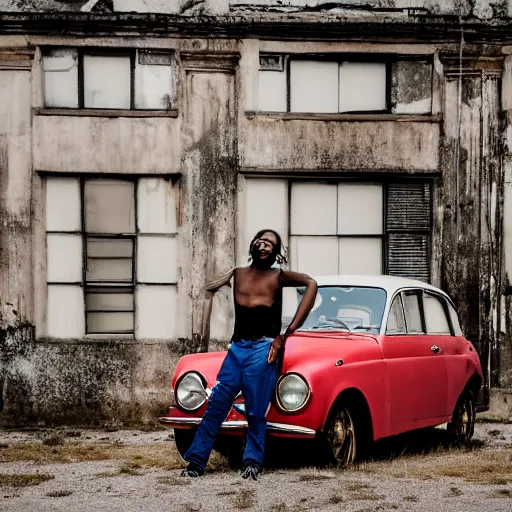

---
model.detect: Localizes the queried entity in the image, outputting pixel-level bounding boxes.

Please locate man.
[182,229,317,479]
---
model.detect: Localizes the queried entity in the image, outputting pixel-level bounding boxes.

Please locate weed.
[298,472,333,482]
[46,490,73,497]
[233,488,256,509]
[446,487,463,497]
[269,502,287,512]
[42,434,64,447]
[403,495,419,502]
[0,473,55,488]
[492,489,512,498]
[217,490,236,496]
[157,476,191,486]
[182,503,201,512]
[329,492,344,504]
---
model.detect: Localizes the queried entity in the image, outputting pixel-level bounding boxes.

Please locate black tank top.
[231,268,283,342]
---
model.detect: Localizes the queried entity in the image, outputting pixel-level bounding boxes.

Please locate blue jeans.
[184,337,278,471]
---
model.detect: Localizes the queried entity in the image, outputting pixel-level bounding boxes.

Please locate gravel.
[0,421,511,512]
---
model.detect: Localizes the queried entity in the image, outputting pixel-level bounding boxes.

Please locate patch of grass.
[42,434,65,447]
[346,482,372,491]
[349,490,383,501]
[403,495,419,502]
[492,489,512,498]
[329,492,344,504]
[490,477,510,485]
[353,446,512,485]
[157,476,191,486]
[182,503,201,512]
[46,490,73,497]
[95,463,142,478]
[217,490,236,496]
[0,442,183,470]
[269,502,287,512]
[298,472,333,482]
[445,487,463,497]
[0,473,55,488]
[233,488,256,509]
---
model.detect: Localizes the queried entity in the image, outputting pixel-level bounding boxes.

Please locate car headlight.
[277,373,310,412]
[176,372,206,412]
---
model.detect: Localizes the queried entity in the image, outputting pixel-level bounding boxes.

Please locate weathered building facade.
[1,0,512,425]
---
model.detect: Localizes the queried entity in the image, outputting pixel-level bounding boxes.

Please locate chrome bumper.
[158,416,316,438]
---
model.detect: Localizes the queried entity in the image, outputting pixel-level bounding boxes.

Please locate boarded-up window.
[46,177,178,338]
[391,60,432,114]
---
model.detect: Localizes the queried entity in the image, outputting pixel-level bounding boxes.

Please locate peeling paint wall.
[440,59,504,387]
[2,10,512,425]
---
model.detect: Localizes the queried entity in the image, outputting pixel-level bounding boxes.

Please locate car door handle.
[430,344,441,354]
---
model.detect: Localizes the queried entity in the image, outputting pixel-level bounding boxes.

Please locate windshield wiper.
[309,324,349,331]
[351,325,379,331]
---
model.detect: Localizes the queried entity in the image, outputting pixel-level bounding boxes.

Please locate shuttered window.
[386,183,431,282]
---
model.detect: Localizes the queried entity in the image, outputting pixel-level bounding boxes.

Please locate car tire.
[174,429,195,460]
[321,400,370,467]
[447,389,476,444]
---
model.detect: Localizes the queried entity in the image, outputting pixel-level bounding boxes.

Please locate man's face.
[251,232,278,265]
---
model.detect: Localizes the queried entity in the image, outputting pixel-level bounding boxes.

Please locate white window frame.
[45,176,179,339]
[43,47,176,111]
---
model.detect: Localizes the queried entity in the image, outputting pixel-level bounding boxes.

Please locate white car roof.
[313,275,451,301]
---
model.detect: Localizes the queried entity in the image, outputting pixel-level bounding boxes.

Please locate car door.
[380,289,448,435]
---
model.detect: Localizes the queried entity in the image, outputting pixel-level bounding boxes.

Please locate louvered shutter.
[386,183,431,282]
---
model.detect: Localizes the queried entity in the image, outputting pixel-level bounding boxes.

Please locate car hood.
[172,331,380,389]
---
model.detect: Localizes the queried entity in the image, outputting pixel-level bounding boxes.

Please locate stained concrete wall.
[0,25,511,425]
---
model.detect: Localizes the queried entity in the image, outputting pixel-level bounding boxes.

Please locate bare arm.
[268,270,317,363]
[281,270,318,335]
[200,269,235,348]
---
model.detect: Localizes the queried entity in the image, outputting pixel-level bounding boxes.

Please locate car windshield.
[282,285,387,334]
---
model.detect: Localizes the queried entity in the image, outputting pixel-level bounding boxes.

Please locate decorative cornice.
[0,13,512,43]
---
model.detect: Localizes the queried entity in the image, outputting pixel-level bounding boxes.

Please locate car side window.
[402,290,423,334]
[386,296,406,334]
[423,292,451,335]
[447,302,463,336]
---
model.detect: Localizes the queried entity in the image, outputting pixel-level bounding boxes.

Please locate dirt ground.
[0,420,511,512]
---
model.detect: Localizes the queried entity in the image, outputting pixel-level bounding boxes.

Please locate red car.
[159,275,488,466]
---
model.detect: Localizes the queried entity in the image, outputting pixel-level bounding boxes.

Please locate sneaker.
[180,462,204,477]
[241,463,261,480]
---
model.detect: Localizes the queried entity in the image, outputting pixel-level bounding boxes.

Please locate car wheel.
[322,401,368,467]
[447,389,475,444]
[174,429,195,460]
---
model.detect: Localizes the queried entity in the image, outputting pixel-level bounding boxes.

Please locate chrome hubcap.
[329,409,356,466]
